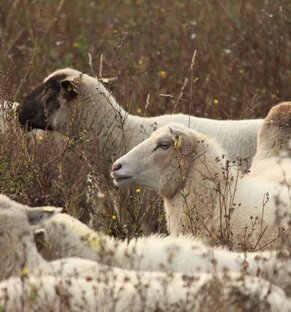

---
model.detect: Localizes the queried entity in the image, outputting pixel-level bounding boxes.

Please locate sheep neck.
[255,120,291,160]
[24,244,46,272]
[163,140,238,236]
[74,75,157,156]
[2,234,45,280]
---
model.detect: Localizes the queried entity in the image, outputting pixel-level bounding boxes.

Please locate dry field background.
[0,0,290,238]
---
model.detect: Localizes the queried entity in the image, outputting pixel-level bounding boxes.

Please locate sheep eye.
[44,79,61,92]
[159,142,171,150]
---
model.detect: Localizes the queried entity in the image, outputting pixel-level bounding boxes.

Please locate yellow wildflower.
[136,108,142,114]
[37,135,44,141]
[159,70,167,79]
[112,215,117,221]
[136,188,141,193]
[138,59,144,65]
[213,99,219,105]
[22,267,29,277]
[73,42,80,49]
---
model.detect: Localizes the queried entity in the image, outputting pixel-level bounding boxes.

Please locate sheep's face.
[0,195,61,279]
[18,70,79,132]
[111,124,197,198]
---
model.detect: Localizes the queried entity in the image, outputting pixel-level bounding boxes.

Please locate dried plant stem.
[143,93,151,117]
[188,50,197,127]
[171,78,188,115]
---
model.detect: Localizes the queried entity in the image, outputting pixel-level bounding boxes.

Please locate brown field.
[0,0,290,239]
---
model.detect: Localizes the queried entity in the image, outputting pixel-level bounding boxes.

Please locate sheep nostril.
[112,163,122,172]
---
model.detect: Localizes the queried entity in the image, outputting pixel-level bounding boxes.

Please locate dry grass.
[1,1,290,115]
[0,0,290,241]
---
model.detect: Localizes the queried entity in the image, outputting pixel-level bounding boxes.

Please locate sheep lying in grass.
[2,272,291,312]
[112,123,290,250]
[35,212,291,294]
[2,195,290,311]
[17,68,263,233]
[0,194,109,281]
[249,101,291,185]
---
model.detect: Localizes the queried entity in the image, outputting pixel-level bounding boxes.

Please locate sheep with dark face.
[18,68,262,164]
[18,68,263,233]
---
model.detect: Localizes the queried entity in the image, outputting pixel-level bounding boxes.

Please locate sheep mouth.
[113,176,134,187]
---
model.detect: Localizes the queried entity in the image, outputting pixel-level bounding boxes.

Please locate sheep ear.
[34,228,49,251]
[169,127,183,149]
[34,228,46,244]
[26,206,62,225]
[60,80,78,97]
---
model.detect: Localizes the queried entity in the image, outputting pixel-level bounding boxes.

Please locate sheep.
[1,195,289,311]
[17,68,262,167]
[249,102,291,185]
[1,272,291,312]
[0,194,109,280]
[17,68,263,233]
[247,102,291,246]
[35,212,291,294]
[0,194,61,280]
[111,123,291,251]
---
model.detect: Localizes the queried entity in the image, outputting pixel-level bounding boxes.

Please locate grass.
[0,1,290,240]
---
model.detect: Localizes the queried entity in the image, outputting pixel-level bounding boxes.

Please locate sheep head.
[258,101,291,156]
[18,68,82,132]
[0,195,62,280]
[111,123,201,199]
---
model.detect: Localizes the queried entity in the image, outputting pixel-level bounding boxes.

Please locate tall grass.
[0,0,290,238]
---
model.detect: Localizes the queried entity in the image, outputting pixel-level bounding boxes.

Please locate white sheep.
[18,68,263,169]
[1,195,289,311]
[249,102,291,185]
[17,68,263,233]
[112,123,291,250]
[35,212,291,294]
[1,271,291,312]
[0,271,291,312]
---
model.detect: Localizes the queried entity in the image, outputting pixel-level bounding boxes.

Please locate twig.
[188,50,197,127]
[172,78,188,115]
